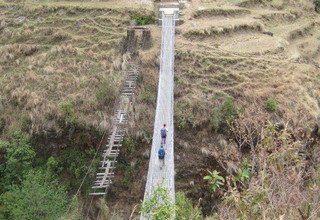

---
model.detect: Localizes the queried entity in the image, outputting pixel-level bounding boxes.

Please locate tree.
[0,131,35,189]
[1,170,68,220]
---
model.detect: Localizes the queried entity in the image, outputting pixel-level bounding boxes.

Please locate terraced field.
[172,0,320,217]
[0,0,153,136]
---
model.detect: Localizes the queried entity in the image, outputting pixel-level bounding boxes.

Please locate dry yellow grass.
[0,0,154,136]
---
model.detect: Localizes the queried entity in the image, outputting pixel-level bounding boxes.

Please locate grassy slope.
[1,0,320,218]
[0,0,153,137]
[170,0,320,218]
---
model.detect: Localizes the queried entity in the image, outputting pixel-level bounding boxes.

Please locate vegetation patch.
[265,97,277,112]
[210,96,238,133]
[96,80,117,106]
[132,15,155,26]
[315,0,320,13]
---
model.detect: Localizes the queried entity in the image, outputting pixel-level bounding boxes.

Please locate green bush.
[1,170,67,220]
[315,0,320,13]
[221,96,237,122]
[0,131,35,188]
[210,96,238,132]
[123,136,138,155]
[176,114,194,129]
[141,186,175,219]
[176,102,195,130]
[96,80,117,106]
[176,192,203,220]
[265,97,277,112]
[210,107,222,132]
[233,159,252,187]
[47,156,63,175]
[58,101,78,125]
[133,15,154,25]
[139,87,156,104]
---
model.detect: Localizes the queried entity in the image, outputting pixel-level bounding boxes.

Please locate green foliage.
[46,156,63,175]
[141,186,175,220]
[176,192,203,220]
[133,15,154,25]
[61,196,83,220]
[176,102,194,129]
[210,96,238,132]
[58,101,78,125]
[118,160,132,189]
[233,159,252,186]
[176,114,194,129]
[203,170,225,193]
[136,74,144,85]
[315,0,320,13]
[96,80,117,106]
[123,136,138,155]
[0,118,5,132]
[210,107,222,131]
[139,86,156,104]
[221,96,237,122]
[19,114,32,132]
[1,170,67,220]
[57,148,96,190]
[0,131,35,188]
[118,158,142,189]
[265,97,277,112]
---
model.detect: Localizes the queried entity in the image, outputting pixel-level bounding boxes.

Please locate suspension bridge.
[141,3,179,219]
[89,2,180,218]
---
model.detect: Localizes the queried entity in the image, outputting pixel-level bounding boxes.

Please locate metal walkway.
[141,5,179,218]
[90,63,139,196]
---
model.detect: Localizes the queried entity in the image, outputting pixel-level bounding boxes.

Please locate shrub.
[221,96,237,122]
[233,159,252,187]
[133,15,154,26]
[176,114,194,129]
[96,80,117,106]
[58,101,77,125]
[265,97,277,112]
[141,186,175,219]
[1,170,67,220]
[47,156,63,175]
[139,87,156,104]
[123,136,138,155]
[210,96,238,132]
[203,170,225,193]
[176,192,203,220]
[315,0,320,13]
[176,102,195,129]
[0,131,35,188]
[210,107,222,132]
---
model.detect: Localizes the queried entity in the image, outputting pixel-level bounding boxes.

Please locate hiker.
[158,145,165,169]
[160,123,168,145]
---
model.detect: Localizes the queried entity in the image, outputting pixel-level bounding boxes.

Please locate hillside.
[0,0,320,219]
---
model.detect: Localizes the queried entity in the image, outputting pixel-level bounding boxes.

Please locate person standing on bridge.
[158,145,165,169]
[160,124,168,145]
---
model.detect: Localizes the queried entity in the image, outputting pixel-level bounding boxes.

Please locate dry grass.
[0,0,153,136]
[169,0,320,217]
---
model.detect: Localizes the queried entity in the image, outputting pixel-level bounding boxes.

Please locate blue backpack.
[158,147,165,158]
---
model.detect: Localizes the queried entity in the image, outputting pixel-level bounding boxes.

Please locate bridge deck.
[141,7,178,218]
